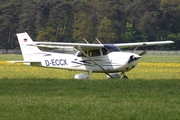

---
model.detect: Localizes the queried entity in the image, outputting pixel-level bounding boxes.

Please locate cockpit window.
[103,45,121,54]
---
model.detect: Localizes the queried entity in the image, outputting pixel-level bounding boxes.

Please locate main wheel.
[74,74,89,80]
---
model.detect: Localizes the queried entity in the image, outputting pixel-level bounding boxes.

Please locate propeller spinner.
[128,54,141,64]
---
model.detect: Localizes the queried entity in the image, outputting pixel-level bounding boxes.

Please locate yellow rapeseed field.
[0,61,78,79]
[0,60,179,80]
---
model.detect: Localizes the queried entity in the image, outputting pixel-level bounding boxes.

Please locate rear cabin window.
[77,49,101,57]
[89,49,100,57]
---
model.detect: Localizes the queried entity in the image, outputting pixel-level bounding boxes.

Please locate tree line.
[0,0,180,50]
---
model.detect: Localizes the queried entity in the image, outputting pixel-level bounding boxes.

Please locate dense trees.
[0,0,179,50]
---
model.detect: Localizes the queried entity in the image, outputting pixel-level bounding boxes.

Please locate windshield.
[104,45,121,53]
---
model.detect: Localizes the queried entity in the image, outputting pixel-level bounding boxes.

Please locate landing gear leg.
[121,72,129,79]
[88,70,92,76]
[123,74,128,79]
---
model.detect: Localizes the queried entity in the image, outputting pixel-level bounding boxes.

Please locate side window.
[77,50,100,57]
[89,49,100,57]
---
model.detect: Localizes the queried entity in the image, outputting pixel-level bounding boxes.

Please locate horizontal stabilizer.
[8,60,41,63]
[8,60,42,66]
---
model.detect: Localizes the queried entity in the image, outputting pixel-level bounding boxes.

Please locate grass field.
[0,54,179,79]
[0,54,180,120]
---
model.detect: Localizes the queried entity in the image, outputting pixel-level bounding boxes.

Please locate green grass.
[139,55,180,63]
[0,54,180,119]
[1,78,180,120]
[0,54,23,60]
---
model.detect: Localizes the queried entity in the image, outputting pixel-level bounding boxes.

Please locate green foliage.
[73,11,95,43]
[0,0,179,49]
[49,1,73,42]
[121,22,136,42]
[160,0,180,34]
[36,27,56,42]
[97,17,118,43]
[166,33,180,50]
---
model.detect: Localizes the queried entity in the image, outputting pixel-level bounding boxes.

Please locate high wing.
[34,42,104,50]
[114,41,174,48]
[33,41,174,50]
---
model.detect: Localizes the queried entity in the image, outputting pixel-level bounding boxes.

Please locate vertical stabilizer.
[16,32,42,61]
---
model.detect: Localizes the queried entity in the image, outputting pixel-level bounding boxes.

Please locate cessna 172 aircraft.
[12,32,174,79]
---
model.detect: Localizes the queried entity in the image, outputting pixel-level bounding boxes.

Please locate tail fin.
[16,32,42,61]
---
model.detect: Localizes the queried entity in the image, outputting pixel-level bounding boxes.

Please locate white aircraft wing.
[114,41,174,48]
[32,40,174,50]
[34,42,104,50]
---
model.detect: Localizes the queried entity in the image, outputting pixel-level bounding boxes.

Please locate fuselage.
[35,51,140,73]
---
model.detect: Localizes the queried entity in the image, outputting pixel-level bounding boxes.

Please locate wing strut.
[132,46,139,53]
[96,38,103,44]
[77,47,114,78]
[83,38,89,44]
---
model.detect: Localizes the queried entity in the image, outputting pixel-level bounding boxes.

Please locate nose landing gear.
[121,72,129,79]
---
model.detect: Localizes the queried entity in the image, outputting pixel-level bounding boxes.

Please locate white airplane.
[12,32,174,79]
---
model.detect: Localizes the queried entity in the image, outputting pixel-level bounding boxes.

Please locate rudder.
[16,32,42,61]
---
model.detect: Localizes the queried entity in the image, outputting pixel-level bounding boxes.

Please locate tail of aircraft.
[16,32,42,61]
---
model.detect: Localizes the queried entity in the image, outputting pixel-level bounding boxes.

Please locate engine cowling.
[75,74,89,80]
[107,73,121,79]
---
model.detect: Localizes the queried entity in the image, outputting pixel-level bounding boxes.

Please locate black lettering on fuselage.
[45,60,50,66]
[44,59,68,66]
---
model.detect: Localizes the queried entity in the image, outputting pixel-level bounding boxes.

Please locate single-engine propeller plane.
[11,32,174,79]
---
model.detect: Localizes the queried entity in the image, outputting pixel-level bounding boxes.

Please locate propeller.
[139,50,146,56]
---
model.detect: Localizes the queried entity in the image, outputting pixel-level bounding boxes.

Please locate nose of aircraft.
[134,54,141,59]
[128,54,141,63]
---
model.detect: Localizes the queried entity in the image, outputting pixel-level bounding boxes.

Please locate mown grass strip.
[0,54,180,119]
[0,78,180,120]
